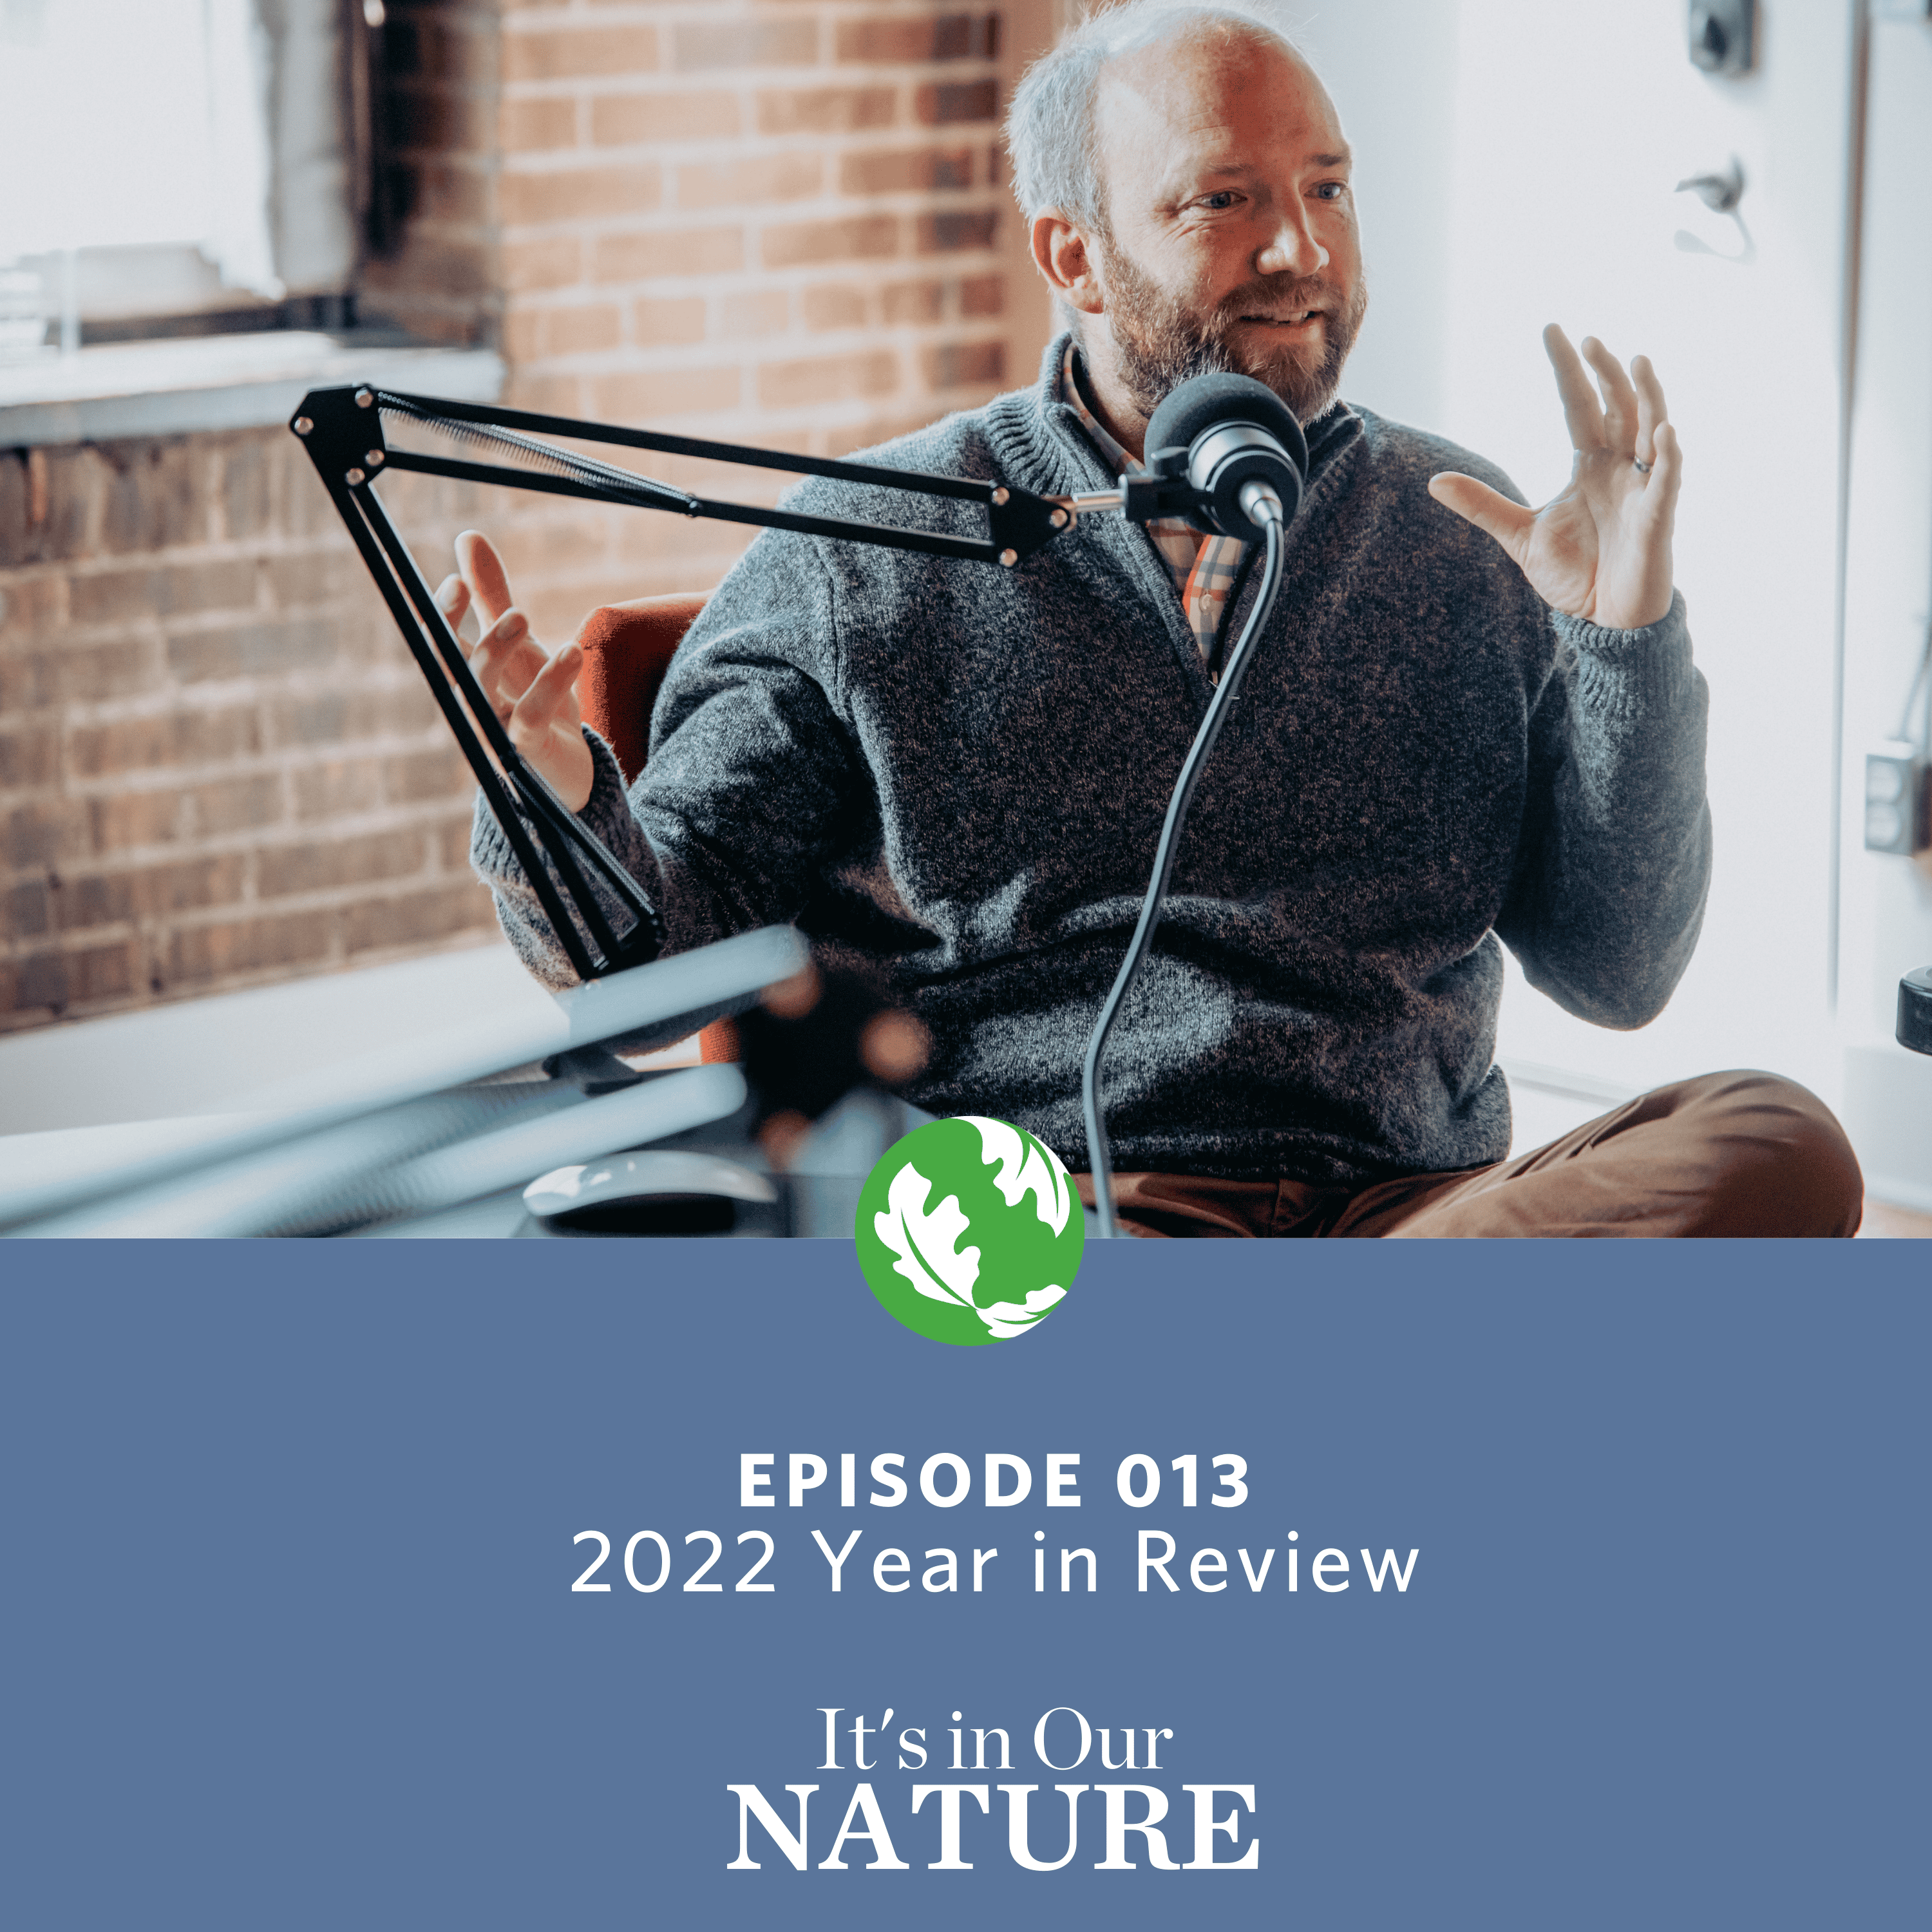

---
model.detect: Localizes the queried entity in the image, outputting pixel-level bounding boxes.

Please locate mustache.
[1206,276,1345,328]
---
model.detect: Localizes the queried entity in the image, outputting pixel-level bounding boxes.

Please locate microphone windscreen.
[1144,371,1309,472]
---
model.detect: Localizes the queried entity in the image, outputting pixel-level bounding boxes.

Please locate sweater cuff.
[468,728,630,884]
[1551,588,1694,717]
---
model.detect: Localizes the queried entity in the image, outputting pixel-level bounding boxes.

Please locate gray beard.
[1094,240,1368,426]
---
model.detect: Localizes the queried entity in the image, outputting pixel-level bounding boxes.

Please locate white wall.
[1428,0,1859,1111]
[1837,14,1932,1205]
[1296,1,1932,1197]
[1294,0,1463,433]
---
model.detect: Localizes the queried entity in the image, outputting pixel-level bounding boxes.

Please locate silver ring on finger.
[1633,455,1653,475]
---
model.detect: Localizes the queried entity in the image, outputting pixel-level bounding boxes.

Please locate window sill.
[0,330,504,449]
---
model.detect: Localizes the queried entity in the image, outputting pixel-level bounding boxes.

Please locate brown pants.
[1077,1072,1864,1238]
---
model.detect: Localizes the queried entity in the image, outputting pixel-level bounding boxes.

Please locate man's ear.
[1030,210,1106,317]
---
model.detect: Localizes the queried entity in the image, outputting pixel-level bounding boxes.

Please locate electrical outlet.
[1864,744,1931,855]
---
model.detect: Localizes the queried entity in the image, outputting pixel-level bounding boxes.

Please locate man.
[450,0,1860,1236]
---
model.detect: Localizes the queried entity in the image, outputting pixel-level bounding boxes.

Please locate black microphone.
[1130,371,1309,542]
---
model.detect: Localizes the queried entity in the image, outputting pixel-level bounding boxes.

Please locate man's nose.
[1255,203,1329,278]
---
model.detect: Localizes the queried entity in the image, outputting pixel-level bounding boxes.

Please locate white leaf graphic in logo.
[874,1162,981,1309]
[979,1285,1066,1340]
[966,1117,1072,1236]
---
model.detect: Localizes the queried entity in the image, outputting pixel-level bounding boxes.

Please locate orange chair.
[573,592,739,1063]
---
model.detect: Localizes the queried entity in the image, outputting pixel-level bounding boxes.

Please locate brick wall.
[0,0,1057,1034]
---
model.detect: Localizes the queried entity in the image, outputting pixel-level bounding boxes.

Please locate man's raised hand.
[435,529,595,812]
[1426,325,1681,632]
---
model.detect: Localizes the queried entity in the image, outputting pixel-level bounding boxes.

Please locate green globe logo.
[855,1117,1084,1345]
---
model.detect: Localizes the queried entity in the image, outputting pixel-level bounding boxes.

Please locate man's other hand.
[1426,325,1681,632]
[435,530,595,812]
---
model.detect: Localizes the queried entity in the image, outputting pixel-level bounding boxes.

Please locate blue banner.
[3,1240,1924,1929]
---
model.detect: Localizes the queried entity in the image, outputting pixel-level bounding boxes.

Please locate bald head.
[1092,30,1347,238]
[1006,2,1320,232]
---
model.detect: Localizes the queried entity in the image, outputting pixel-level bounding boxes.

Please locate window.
[0,0,373,352]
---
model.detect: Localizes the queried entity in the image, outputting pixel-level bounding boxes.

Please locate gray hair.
[1005,1,1303,232]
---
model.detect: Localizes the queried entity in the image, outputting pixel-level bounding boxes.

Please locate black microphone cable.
[1081,492,1289,1236]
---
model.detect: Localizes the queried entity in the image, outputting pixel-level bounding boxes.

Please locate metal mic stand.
[288,383,1072,984]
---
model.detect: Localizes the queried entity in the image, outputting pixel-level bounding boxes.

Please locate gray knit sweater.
[475,336,1710,1186]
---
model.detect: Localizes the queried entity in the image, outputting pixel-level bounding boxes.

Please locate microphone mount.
[290,383,1074,984]
[1046,371,1310,546]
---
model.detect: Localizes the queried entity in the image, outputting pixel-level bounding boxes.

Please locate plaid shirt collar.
[1056,340,1250,669]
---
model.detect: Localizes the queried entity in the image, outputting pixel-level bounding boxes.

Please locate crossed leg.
[1078,1073,1863,1238]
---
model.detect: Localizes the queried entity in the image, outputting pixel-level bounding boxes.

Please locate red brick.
[960,273,1005,316]
[502,234,583,290]
[763,214,899,268]
[98,442,210,556]
[189,773,284,839]
[86,788,186,854]
[6,800,89,868]
[220,438,274,542]
[166,912,334,985]
[757,86,895,135]
[500,162,662,227]
[0,726,59,791]
[490,513,609,583]
[716,290,788,339]
[5,880,50,939]
[674,19,817,71]
[500,95,579,153]
[759,352,900,411]
[592,90,740,146]
[3,943,136,1014]
[265,687,439,752]
[503,24,658,83]
[828,412,949,457]
[502,306,544,364]
[0,575,64,641]
[265,549,363,607]
[6,640,162,707]
[382,746,471,806]
[66,706,261,780]
[677,153,822,211]
[290,759,384,823]
[435,812,478,873]
[166,620,337,685]
[0,444,95,567]
[842,146,974,196]
[257,830,429,900]
[503,370,585,417]
[884,278,945,324]
[634,296,709,345]
[915,80,999,126]
[542,301,627,355]
[345,883,495,956]
[61,855,248,930]
[594,227,744,281]
[916,208,998,253]
[594,367,743,422]
[837,15,999,63]
[925,339,1007,390]
[802,283,867,331]
[67,560,258,627]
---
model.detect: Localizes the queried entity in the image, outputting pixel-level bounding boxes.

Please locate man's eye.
[1198,191,1241,211]
[1312,182,1349,202]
